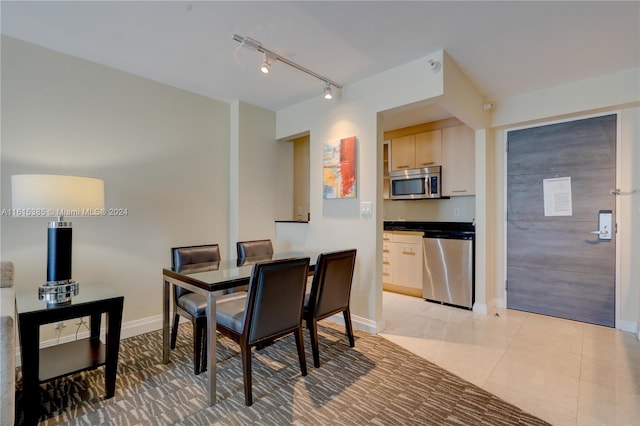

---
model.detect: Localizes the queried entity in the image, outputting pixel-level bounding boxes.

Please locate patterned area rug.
[16,323,549,425]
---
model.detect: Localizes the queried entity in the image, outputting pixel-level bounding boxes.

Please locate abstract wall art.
[323,136,357,199]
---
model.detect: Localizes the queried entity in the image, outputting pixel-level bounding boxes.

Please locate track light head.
[324,83,333,100]
[260,54,271,74]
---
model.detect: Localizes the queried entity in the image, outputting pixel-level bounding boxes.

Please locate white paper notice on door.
[543,177,573,216]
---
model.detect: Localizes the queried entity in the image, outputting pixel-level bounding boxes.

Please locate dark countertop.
[384,221,475,237]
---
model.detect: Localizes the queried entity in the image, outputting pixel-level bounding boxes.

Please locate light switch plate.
[360,201,373,217]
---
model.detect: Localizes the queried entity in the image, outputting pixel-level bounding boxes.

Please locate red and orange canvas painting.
[323,136,357,199]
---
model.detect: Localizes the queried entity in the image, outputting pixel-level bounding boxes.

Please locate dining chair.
[236,239,274,260]
[215,257,310,406]
[171,244,247,375]
[304,249,357,368]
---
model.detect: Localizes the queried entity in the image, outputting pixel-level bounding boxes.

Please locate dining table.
[162,251,320,406]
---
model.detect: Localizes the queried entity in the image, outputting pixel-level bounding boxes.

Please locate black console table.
[16,284,124,425]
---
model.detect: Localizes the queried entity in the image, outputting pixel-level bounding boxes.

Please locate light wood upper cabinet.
[415,130,442,168]
[442,125,476,196]
[383,142,390,199]
[390,134,415,171]
[391,130,442,171]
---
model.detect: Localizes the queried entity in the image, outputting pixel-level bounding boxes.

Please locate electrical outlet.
[454,208,461,217]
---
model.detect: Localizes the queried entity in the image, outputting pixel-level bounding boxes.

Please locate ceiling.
[1,1,638,130]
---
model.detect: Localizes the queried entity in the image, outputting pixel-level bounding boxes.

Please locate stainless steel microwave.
[390,166,441,200]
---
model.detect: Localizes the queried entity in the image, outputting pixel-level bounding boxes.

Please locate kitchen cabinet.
[383,142,390,199]
[390,135,415,171]
[442,125,475,196]
[382,231,423,297]
[382,232,393,284]
[390,130,441,171]
[415,130,442,168]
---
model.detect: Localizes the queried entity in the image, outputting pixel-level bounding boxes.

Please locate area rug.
[15,323,549,425]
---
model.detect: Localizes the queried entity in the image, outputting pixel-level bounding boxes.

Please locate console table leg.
[104,299,123,398]
[18,320,41,425]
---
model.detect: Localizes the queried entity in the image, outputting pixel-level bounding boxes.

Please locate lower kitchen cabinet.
[382,231,423,297]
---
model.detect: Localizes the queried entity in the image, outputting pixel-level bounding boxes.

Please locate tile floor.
[379,291,640,426]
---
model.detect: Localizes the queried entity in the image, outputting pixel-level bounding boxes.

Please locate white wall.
[1,36,231,338]
[275,51,484,331]
[229,101,292,255]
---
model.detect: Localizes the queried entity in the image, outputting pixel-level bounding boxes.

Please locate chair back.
[171,244,221,299]
[237,239,274,259]
[244,257,309,345]
[308,249,357,320]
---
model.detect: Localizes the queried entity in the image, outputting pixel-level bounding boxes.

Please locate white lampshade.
[11,174,104,216]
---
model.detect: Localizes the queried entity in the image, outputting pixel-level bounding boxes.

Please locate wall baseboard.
[16,312,639,366]
[493,298,506,309]
[15,315,165,367]
[618,319,639,335]
[325,312,384,335]
[14,313,383,367]
[472,302,488,315]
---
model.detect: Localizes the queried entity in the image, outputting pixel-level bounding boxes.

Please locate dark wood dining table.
[162,251,320,406]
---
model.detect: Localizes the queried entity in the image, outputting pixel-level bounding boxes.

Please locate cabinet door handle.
[402,250,415,255]
[420,161,435,166]
[452,190,468,193]
[397,165,410,169]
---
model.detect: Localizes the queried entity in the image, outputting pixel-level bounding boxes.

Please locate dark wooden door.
[506,114,616,327]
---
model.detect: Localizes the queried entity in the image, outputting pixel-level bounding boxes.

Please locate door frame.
[502,111,622,328]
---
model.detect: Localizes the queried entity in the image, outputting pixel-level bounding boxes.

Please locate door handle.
[591,210,613,241]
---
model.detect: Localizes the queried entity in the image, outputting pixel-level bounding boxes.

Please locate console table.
[16,284,124,425]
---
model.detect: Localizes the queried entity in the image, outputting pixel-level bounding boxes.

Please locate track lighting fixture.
[233,34,342,100]
[323,83,333,100]
[260,54,271,74]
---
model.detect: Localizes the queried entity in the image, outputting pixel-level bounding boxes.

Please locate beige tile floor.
[379,291,640,426]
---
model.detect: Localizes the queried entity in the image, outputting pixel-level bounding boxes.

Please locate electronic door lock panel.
[590,210,612,241]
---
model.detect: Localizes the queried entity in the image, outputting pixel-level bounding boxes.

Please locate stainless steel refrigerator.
[422,232,474,309]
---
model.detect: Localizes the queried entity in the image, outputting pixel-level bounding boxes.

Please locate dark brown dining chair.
[236,239,274,260]
[170,244,248,375]
[215,257,310,406]
[304,249,357,368]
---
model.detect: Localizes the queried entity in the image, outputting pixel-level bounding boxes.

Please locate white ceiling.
[2,1,639,130]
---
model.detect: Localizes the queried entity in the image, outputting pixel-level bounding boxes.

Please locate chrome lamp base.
[38,281,80,307]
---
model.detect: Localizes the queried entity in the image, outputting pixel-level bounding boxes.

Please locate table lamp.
[11,174,105,306]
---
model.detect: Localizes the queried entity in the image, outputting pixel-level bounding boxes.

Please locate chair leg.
[198,323,207,374]
[343,308,355,347]
[294,327,308,376]
[307,318,321,368]
[193,320,202,375]
[241,342,253,406]
[170,314,180,349]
